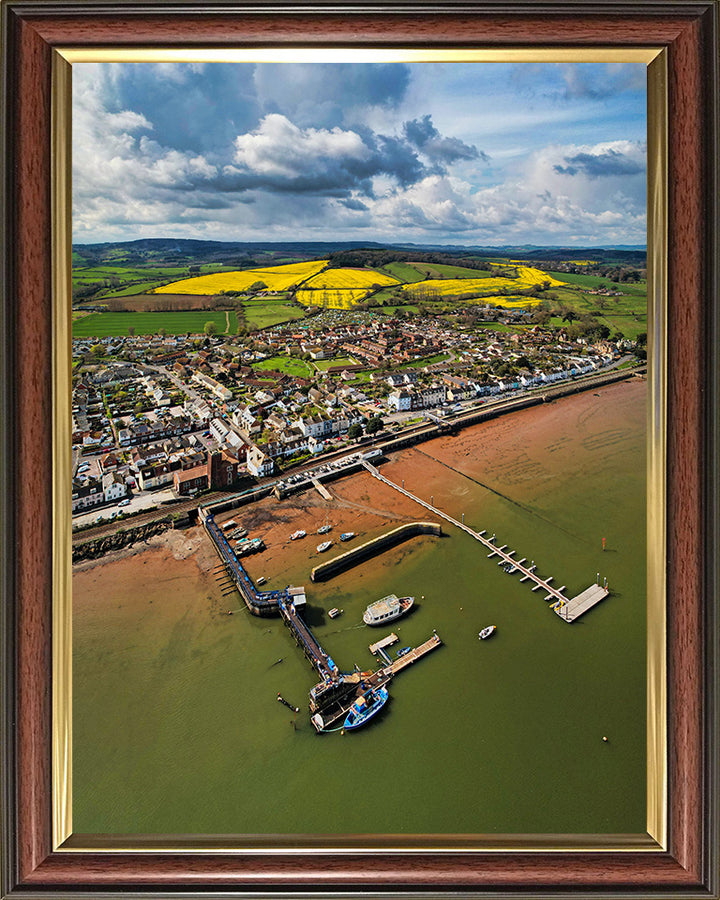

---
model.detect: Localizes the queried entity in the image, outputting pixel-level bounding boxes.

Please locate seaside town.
[72,302,641,525]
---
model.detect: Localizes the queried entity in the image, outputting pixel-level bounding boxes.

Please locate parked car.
[118,499,131,507]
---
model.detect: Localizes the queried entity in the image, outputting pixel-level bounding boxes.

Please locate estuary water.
[73,379,647,836]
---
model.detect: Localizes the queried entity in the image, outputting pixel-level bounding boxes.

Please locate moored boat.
[340,532,356,542]
[363,594,414,626]
[290,530,306,541]
[343,686,389,731]
[256,576,266,586]
[316,541,333,553]
[396,646,412,658]
[317,523,332,534]
[479,625,496,640]
[328,607,341,619]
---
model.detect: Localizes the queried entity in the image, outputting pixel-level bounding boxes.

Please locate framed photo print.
[1,1,718,897]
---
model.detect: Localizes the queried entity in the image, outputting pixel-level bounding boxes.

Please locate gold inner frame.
[52,47,667,853]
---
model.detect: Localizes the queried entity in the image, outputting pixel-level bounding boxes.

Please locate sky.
[72,61,647,247]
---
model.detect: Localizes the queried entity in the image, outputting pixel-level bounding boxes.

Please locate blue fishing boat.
[396,646,412,658]
[343,686,388,731]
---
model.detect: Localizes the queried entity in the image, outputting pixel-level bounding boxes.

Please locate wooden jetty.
[388,633,442,674]
[552,583,610,622]
[369,633,398,655]
[361,460,609,623]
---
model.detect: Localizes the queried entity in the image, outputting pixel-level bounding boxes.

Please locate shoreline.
[74,377,646,614]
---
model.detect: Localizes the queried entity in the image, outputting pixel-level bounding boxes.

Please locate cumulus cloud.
[364,138,646,243]
[221,114,476,196]
[71,62,647,245]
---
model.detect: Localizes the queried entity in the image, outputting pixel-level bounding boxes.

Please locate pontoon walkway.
[361,461,609,622]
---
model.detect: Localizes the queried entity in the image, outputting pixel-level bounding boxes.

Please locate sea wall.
[310,521,442,582]
[72,518,177,562]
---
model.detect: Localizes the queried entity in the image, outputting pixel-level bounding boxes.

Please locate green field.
[416,262,494,279]
[73,263,240,301]
[242,300,307,330]
[400,351,452,369]
[313,356,358,371]
[253,356,314,378]
[72,311,235,337]
[380,262,427,283]
[376,304,420,315]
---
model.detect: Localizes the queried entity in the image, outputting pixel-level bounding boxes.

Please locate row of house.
[72,471,127,513]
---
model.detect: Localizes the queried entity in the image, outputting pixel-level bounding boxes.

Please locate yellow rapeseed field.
[480,295,543,308]
[514,266,566,288]
[303,268,399,290]
[296,289,369,309]
[154,259,328,295]
[401,277,519,297]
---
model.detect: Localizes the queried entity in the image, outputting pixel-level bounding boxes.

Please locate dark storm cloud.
[553,148,644,178]
[403,114,486,166]
[226,114,430,197]
[221,114,483,200]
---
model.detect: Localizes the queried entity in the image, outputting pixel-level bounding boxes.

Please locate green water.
[73,384,647,836]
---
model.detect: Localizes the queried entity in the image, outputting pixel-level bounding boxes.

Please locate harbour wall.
[310,521,442,582]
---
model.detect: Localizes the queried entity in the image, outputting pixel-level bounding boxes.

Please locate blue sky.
[72,61,647,247]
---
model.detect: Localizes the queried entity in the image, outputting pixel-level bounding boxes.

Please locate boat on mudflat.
[317,541,333,553]
[479,625,496,640]
[317,524,332,535]
[363,594,414,626]
[343,686,389,731]
[340,532,356,542]
[290,530,306,541]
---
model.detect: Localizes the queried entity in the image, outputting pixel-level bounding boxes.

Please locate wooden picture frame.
[1,1,718,896]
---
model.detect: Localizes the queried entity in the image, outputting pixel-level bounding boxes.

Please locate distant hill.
[73,238,646,269]
[72,238,396,269]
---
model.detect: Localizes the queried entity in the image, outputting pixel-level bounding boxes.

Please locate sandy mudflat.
[72,527,227,628]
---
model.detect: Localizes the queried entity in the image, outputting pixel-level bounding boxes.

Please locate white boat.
[363,594,414,626]
[256,576,266,586]
[328,607,341,619]
[340,532,356,542]
[317,541,333,553]
[290,530,306,541]
[479,625,496,640]
[317,524,332,535]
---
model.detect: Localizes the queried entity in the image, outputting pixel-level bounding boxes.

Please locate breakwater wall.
[310,521,442,582]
